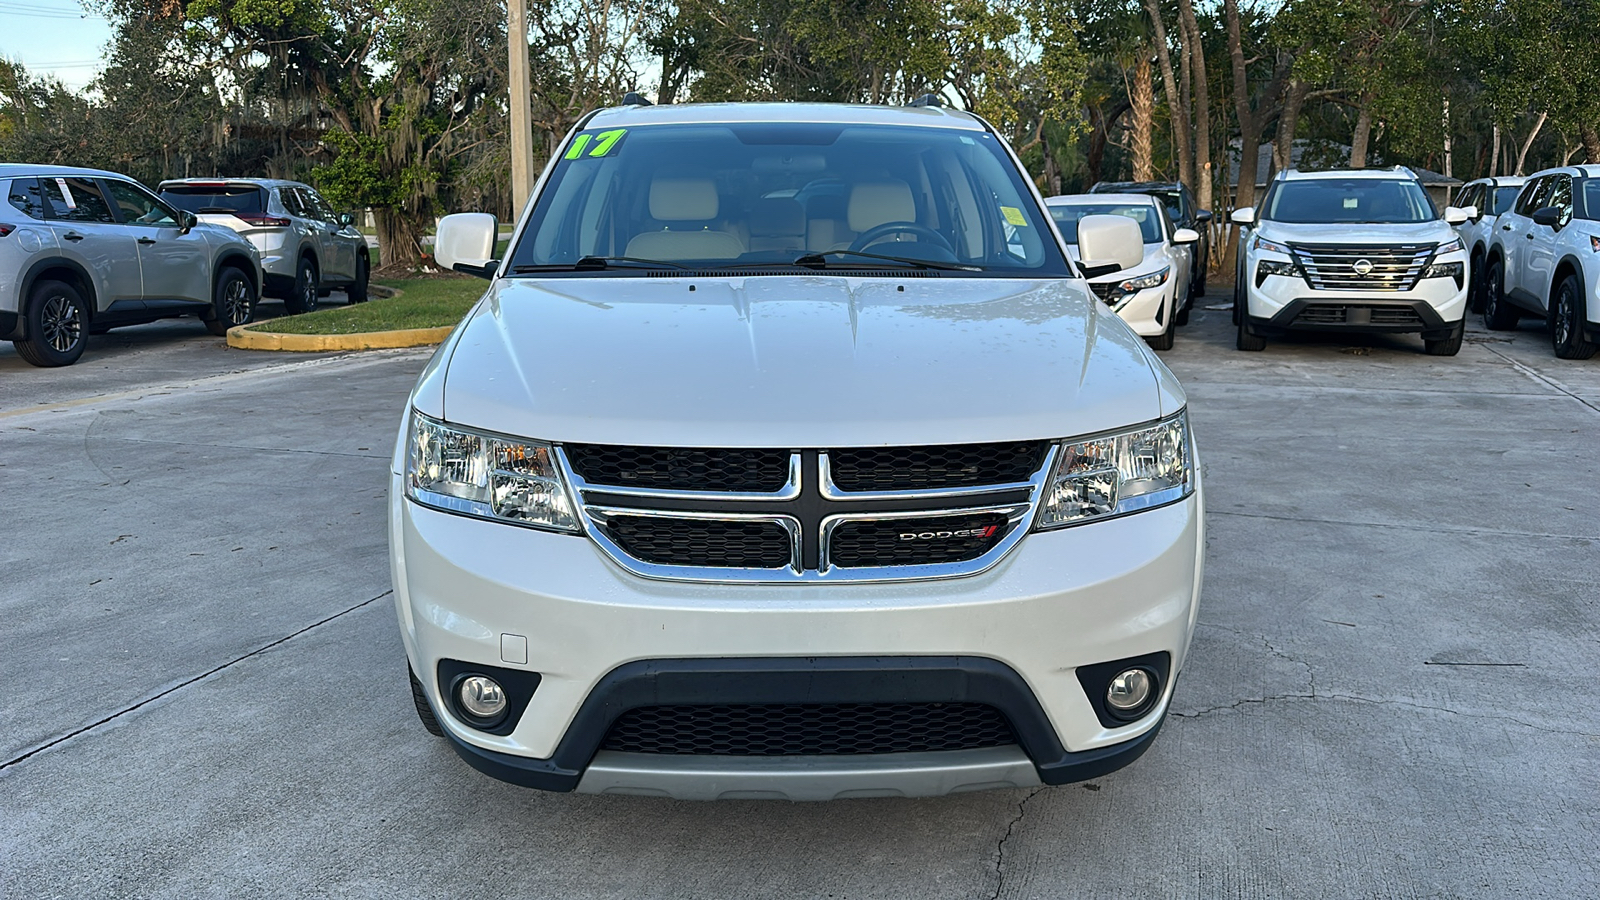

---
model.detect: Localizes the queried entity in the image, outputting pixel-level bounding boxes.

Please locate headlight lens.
[1035,411,1193,530]
[1256,259,1297,286]
[1422,261,1464,286]
[1253,235,1292,256]
[1117,266,1170,293]
[1435,237,1464,254]
[406,412,580,533]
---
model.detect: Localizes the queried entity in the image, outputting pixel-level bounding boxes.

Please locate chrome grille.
[1289,243,1436,292]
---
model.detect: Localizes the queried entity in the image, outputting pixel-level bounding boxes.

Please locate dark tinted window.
[160,184,264,214]
[7,177,47,220]
[1547,175,1573,217]
[1515,178,1549,216]
[104,179,179,226]
[1264,178,1437,224]
[1048,202,1164,243]
[300,188,338,222]
[1458,184,1480,212]
[279,187,308,217]
[1492,186,1521,216]
[1582,180,1600,221]
[39,176,116,223]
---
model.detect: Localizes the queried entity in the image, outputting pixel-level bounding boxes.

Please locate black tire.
[285,257,319,314]
[1424,320,1465,356]
[1483,258,1520,330]
[1147,299,1177,351]
[1550,273,1598,360]
[13,279,89,367]
[1236,314,1266,351]
[1174,304,1191,327]
[1467,251,1487,313]
[409,669,444,737]
[204,267,255,336]
[347,255,370,304]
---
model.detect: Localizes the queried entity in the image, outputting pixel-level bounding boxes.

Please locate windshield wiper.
[794,249,981,272]
[512,256,689,273]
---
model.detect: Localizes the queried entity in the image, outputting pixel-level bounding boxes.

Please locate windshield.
[1492,186,1522,216]
[1264,178,1438,224]
[1048,203,1163,243]
[508,122,1068,276]
[160,184,264,214]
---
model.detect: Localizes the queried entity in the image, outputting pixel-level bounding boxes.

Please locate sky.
[0,1,114,91]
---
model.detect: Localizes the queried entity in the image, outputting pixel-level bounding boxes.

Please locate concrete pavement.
[1,299,1595,898]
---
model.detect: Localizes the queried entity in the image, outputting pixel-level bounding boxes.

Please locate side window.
[278,188,306,218]
[302,189,338,222]
[7,177,48,220]
[1547,175,1573,218]
[39,176,116,224]
[1515,178,1548,217]
[1458,185,1478,212]
[102,179,179,226]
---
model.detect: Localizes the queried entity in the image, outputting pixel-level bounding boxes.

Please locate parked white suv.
[1481,165,1600,359]
[1044,193,1199,350]
[1232,167,1473,355]
[1453,175,1526,312]
[1,165,263,366]
[159,178,370,313]
[391,101,1204,800]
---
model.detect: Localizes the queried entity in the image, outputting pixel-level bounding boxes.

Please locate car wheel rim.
[302,271,316,308]
[1557,290,1572,346]
[40,295,81,352]
[225,279,251,325]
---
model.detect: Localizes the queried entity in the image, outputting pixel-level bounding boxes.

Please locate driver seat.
[832,180,917,250]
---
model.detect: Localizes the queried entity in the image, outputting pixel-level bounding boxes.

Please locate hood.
[432,275,1176,447]
[1256,220,1454,245]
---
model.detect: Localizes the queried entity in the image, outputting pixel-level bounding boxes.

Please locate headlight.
[1035,411,1193,530]
[1117,266,1170,294]
[406,412,580,533]
[1253,235,1292,256]
[1435,237,1464,255]
[1422,261,1464,284]
[1256,260,1297,286]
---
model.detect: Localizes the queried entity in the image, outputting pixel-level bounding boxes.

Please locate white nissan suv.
[1481,165,1600,359]
[1232,167,1473,355]
[392,101,1204,800]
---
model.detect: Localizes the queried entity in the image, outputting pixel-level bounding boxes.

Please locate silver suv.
[2,165,263,367]
[159,179,370,313]
[1482,165,1600,359]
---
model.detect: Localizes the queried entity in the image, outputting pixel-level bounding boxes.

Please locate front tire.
[409,669,444,737]
[1236,314,1267,351]
[347,255,370,304]
[1550,273,1598,360]
[1424,320,1465,356]
[1483,258,1520,330]
[1147,298,1177,351]
[1468,251,1487,313]
[204,267,255,336]
[285,257,319,314]
[13,279,88,367]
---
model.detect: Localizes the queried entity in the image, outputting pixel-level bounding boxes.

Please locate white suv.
[1481,165,1600,359]
[392,101,1204,800]
[1232,167,1473,355]
[1453,176,1526,312]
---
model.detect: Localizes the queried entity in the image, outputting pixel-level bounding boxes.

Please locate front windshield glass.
[1493,186,1522,216]
[1263,178,1438,224]
[1048,203,1163,243]
[507,121,1068,276]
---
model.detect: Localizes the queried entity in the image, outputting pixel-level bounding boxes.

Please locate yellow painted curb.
[227,323,454,352]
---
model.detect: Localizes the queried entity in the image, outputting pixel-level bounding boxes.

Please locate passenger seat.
[625,178,745,261]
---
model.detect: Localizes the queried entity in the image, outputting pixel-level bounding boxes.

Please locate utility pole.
[508,0,535,215]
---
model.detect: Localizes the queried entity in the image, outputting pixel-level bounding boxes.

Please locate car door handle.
[62,231,84,242]
[1500,224,1512,231]
[1525,233,1534,240]
[137,237,156,245]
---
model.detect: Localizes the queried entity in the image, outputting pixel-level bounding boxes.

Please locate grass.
[251,277,487,335]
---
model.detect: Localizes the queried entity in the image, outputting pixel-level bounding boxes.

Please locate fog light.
[457,675,507,719]
[1106,668,1154,715]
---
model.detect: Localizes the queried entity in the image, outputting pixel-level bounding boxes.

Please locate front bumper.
[391,476,1203,798]
[1243,263,1467,337]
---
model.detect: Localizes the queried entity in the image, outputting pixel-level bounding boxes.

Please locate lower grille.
[604,516,792,568]
[1370,306,1424,325]
[828,512,1011,568]
[601,702,1018,755]
[1297,305,1347,325]
[828,442,1050,492]
[1292,304,1425,328]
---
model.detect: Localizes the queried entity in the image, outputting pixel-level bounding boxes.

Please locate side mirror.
[1229,207,1256,226]
[338,213,355,227]
[1194,209,1213,224]
[179,210,198,232]
[1172,227,1200,244]
[1531,206,1564,229]
[1077,214,1145,276]
[1443,206,1472,226]
[434,212,499,279]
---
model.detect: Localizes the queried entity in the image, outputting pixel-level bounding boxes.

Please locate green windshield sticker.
[588,129,626,157]
[563,134,592,160]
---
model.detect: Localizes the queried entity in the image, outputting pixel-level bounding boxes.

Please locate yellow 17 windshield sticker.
[564,129,628,160]
[1001,206,1029,226]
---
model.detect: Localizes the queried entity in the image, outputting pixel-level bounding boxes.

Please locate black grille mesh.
[601,702,1017,755]
[604,516,792,568]
[829,513,1011,568]
[567,445,790,492]
[829,442,1049,492]
[1087,281,1118,301]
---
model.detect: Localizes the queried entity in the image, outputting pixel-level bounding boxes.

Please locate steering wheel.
[849,221,955,253]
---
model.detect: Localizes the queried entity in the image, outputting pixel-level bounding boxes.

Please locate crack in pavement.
[989,785,1045,900]
[0,590,391,773]
[1480,343,1600,416]
[1169,692,1600,739]
[1210,509,1600,542]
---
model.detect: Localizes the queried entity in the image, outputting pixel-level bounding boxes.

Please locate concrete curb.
[226,283,452,352]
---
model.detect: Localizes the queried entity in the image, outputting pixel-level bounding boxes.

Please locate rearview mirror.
[1229,207,1256,226]
[1077,214,1144,276]
[1443,206,1472,226]
[1172,227,1200,244]
[434,212,499,278]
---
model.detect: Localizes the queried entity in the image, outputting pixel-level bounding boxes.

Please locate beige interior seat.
[625,178,745,261]
[833,180,917,250]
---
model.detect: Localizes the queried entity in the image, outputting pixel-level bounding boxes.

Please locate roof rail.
[906,93,943,108]
[621,92,652,107]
